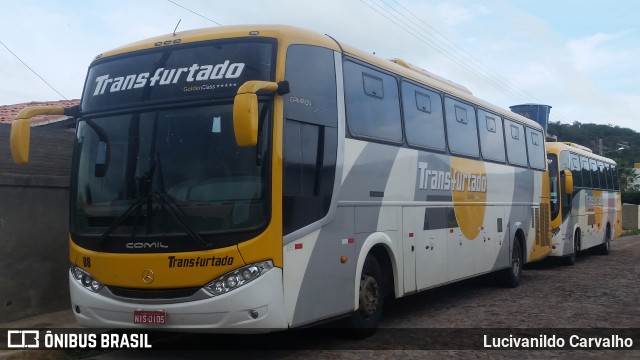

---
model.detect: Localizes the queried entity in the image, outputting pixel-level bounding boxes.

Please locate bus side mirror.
[233,93,260,147]
[10,106,66,164]
[10,118,32,164]
[563,169,574,194]
[232,80,285,147]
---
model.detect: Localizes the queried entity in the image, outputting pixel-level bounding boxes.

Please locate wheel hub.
[359,275,379,318]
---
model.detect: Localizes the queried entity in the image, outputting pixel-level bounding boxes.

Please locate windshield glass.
[71,103,271,251]
[547,153,560,221]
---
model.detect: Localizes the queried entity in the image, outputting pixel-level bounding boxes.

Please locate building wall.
[622,204,640,230]
[0,124,74,323]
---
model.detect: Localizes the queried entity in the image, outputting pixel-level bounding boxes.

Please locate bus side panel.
[605,191,617,240]
[614,192,623,239]
[507,167,536,262]
[286,140,399,327]
[567,190,587,254]
[283,206,356,328]
[483,162,514,270]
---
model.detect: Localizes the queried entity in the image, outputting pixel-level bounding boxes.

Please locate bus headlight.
[70,265,104,293]
[203,260,273,297]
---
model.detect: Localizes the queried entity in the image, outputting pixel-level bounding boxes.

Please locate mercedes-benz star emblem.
[142,269,154,284]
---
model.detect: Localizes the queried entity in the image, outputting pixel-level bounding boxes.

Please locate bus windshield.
[71,103,271,250]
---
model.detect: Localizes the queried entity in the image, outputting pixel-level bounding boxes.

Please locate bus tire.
[501,235,522,288]
[348,254,384,338]
[598,226,611,255]
[562,230,580,266]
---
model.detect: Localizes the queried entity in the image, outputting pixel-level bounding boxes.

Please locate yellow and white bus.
[546,142,622,265]
[11,25,551,332]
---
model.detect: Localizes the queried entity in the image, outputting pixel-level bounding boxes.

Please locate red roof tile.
[0,99,80,125]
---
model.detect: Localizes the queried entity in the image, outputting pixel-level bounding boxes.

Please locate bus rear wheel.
[348,254,384,337]
[597,226,611,255]
[501,236,522,288]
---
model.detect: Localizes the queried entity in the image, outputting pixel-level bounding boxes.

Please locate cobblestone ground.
[92,235,640,360]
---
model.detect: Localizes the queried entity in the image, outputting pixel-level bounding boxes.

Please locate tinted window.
[603,164,612,190]
[590,159,600,188]
[581,156,592,188]
[284,45,337,127]
[344,60,402,143]
[504,119,527,166]
[72,104,272,253]
[548,154,560,220]
[477,109,505,162]
[570,153,583,188]
[612,166,620,190]
[598,161,608,189]
[283,45,338,234]
[526,128,546,170]
[608,164,616,190]
[444,98,479,157]
[401,81,445,151]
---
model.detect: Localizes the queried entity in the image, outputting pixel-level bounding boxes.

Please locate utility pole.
[598,139,603,155]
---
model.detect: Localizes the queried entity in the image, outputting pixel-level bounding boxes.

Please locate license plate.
[133,310,166,324]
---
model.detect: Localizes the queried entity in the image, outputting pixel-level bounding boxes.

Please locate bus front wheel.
[562,230,580,266]
[348,254,384,337]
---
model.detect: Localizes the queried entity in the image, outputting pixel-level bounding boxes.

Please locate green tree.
[618,163,639,191]
[547,121,639,165]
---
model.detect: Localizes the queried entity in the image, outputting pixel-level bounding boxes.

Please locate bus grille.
[108,286,201,299]
[533,206,551,247]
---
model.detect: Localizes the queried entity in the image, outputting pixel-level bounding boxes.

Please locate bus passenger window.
[344,60,402,144]
[599,162,608,189]
[444,97,478,158]
[590,159,600,189]
[526,128,546,170]
[401,81,445,151]
[478,109,505,163]
[504,119,527,167]
[570,155,582,189]
[581,156,592,188]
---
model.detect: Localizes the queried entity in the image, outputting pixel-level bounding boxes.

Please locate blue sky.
[1,0,639,133]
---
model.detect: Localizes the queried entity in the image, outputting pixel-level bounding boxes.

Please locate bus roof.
[546,141,618,165]
[94,24,543,132]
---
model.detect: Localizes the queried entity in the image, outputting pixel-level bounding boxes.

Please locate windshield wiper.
[153,191,207,248]
[151,152,206,247]
[98,154,207,248]
[97,163,156,247]
[98,195,147,247]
